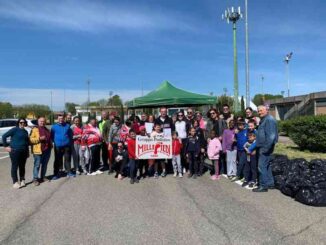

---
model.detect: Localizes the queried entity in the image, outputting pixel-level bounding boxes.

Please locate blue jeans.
[129,159,138,179]
[258,152,274,188]
[33,148,51,180]
[237,150,247,178]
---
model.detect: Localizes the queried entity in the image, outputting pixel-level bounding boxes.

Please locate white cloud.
[0,0,197,33]
[0,87,147,110]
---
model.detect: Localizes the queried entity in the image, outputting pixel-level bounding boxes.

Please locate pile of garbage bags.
[270,155,326,206]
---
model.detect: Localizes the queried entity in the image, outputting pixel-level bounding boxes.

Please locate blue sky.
[0,0,325,109]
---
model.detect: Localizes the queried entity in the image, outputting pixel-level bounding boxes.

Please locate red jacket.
[81,124,102,147]
[72,125,83,145]
[126,138,136,159]
[172,139,182,155]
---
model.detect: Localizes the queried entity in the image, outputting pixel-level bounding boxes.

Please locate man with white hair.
[253,105,278,192]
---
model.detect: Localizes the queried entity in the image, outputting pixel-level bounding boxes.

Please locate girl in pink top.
[207,130,222,180]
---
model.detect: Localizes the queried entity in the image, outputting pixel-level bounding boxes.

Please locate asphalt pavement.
[0,150,325,245]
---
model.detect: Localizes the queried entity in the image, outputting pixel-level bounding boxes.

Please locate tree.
[107,95,123,106]
[216,95,233,112]
[253,94,283,106]
[65,102,79,114]
[13,104,51,118]
[241,96,245,113]
[0,102,13,118]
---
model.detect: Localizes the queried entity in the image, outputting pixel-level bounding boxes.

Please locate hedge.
[279,115,326,152]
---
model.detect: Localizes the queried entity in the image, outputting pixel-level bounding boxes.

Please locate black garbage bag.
[295,188,326,207]
[270,155,289,176]
[274,175,286,190]
[280,158,309,197]
[310,159,326,172]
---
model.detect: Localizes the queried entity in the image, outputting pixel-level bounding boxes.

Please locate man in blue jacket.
[51,114,73,179]
[253,105,278,192]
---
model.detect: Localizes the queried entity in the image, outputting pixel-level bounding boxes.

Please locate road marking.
[0,155,9,160]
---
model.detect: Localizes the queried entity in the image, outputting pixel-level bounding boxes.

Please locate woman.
[174,111,187,173]
[196,112,206,130]
[206,108,224,139]
[2,118,29,189]
[30,116,52,186]
[71,116,87,175]
[245,107,260,125]
[82,118,103,175]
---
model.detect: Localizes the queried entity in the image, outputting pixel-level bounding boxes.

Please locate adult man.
[51,114,74,179]
[253,105,278,192]
[154,107,175,133]
[30,116,52,186]
[99,111,109,170]
[140,113,148,126]
[219,104,234,130]
[65,112,73,125]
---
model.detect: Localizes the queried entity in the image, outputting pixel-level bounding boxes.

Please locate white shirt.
[175,120,187,139]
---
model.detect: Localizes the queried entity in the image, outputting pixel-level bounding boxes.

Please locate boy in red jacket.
[172,131,183,178]
[126,129,139,184]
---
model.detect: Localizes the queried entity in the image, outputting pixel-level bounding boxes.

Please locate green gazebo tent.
[127,81,216,108]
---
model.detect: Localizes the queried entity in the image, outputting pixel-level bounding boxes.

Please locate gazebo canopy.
[127,81,217,108]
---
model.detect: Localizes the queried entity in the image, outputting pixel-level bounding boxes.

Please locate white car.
[0,119,37,145]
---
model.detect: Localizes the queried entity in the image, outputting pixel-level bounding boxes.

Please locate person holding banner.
[126,129,139,184]
[151,124,166,178]
[185,127,200,179]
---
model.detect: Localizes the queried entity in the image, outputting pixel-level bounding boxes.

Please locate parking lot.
[0,151,325,245]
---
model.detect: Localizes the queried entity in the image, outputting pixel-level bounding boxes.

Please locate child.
[243,132,257,188]
[185,127,200,179]
[172,131,183,178]
[138,126,149,178]
[207,130,222,180]
[113,141,128,180]
[247,119,257,134]
[126,129,139,184]
[151,123,166,178]
[222,120,237,178]
[232,120,248,182]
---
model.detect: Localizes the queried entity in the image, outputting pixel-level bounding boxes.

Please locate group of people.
[2,104,278,192]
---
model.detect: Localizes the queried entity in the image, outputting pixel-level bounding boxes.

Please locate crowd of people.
[2,104,278,192]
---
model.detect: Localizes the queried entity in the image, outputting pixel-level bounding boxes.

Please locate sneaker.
[173,172,177,177]
[134,178,139,183]
[231,176,239,182]
[242,181,249,187]
[178,173,183,178]
[67,172,76,178]
[161,171,167,177]
[83,170,88,175]
[118,174,123,180]
[90,172,97,176]
[210,175,219,181]
[52,175,60,180]
[183,168,186,174]
[154,172,159,179]
[95,170,103,175]
[252,187,268,192]
[192,174,197,179]
[240,178,245,183]
[13,182,20,189]
[20,180,26,187]
[76,170,81,175]
[249,182,257,188]
[130,178,134,184]
[33,180,40,186]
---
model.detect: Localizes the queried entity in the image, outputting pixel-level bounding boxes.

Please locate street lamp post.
[261,74,265,103]
[87,79,90,114]
[284,52,293,97]
[50,90,53,124]
[222,6,242,112]
[244,0,250,108]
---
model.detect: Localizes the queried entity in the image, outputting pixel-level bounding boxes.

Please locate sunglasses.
[210,112,216,115]
[187,111,193,114]
[178,115,183,117]
[19,121,26,124]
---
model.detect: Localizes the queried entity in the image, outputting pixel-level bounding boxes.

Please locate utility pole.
[50,90,53,124]
[284,52,293,97]
[222,6,242,112]
[87,79,90,114]
[261,74,265,103]
[244,0,250,108]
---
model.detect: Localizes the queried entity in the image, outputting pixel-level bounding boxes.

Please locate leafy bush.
[286,115,326,152]
[278,120,292,136]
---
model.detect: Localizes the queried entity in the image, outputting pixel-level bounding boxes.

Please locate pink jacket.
[207,137,222,160]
